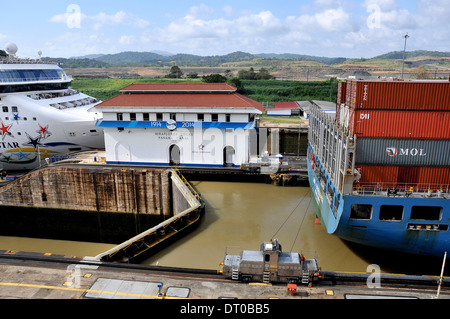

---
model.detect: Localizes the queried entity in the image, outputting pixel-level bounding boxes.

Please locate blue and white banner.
[96,120,255,130]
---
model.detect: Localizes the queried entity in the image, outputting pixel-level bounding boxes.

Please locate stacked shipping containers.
[336,80,450,188]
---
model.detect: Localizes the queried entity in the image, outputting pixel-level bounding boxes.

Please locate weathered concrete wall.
[0,166,171,216]
[0,166,174,243]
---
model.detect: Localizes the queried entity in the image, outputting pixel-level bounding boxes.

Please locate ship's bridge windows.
[380,205,404,221]
[0,69,66,83]
[410,206,442,221]
[350,204,372,220]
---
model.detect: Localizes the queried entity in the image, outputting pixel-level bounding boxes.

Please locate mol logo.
[386,147,427,157]
[386,147,397,157]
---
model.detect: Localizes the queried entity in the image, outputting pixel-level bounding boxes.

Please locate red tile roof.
[273,102,299,109]
[120,83,237,93]
[96,92,264,112]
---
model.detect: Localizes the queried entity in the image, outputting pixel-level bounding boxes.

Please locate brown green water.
[0,181,445,275]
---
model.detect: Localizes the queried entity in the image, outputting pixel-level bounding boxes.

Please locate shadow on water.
[343,240,449,277]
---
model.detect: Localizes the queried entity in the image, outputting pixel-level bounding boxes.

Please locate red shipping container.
[357,165,399,184]
[417,167,450,186]
[356,165,450,186]
[348,80,450,111]
[347,109,450,139]
[337,81,347,105]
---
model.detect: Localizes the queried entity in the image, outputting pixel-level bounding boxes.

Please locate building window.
[12,106,18,113]
[226,114,231,122]
[170,113,176,121]
[198,114,204,122]
[117,113,124,121]
[143,113,150,121]
[2,106,8,112]
[212,114,218,122]
[380,205,403,221]
[156,113,163,121]
[411,206,442,221]
[350,204,372,220]
[130,113,137,121]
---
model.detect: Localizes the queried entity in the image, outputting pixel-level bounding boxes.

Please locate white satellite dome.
[5,43,18,56]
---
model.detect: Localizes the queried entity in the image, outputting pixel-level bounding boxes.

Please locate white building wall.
[267,109,292,116]
[104,126,251,167]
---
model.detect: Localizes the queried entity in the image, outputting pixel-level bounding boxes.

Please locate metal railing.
[91,169,203,263]
[352,182,450,198]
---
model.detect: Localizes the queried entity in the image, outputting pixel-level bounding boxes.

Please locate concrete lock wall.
[0,166,174,244]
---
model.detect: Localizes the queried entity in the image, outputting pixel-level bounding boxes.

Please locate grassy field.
[71,77,338,103]
[71,77,202,101]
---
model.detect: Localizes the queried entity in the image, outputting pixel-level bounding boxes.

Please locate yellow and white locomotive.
[221,239,320,284]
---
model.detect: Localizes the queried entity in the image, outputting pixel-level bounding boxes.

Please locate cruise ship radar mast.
[5,42,18,57]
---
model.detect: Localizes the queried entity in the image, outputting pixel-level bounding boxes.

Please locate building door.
[223,146,235,167]
[169,144,180,166]
[115,142,131,163]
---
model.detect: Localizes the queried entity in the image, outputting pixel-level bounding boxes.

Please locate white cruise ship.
[0,43,104,170]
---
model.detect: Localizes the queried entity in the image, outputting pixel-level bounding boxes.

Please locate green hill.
[373,50,450,59]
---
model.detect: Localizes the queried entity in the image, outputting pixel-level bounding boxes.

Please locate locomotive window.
[265,254,270,262]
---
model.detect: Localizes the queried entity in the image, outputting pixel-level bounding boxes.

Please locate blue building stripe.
[96,120,254,130]
[106,161,239,168]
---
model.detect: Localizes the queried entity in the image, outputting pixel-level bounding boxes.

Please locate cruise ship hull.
[308,144,450,257]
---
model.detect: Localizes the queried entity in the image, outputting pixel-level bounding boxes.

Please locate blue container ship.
[307,104,450,257]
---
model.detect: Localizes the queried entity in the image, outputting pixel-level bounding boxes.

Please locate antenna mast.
[401,33,410,79]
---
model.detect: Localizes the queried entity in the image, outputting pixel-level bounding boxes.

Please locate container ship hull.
[307,145,450,257]
[308,80,450,257]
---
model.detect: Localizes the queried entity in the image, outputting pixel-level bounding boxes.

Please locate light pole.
[401,33,410,79]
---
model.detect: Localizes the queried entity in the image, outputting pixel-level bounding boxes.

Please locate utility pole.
[401,33,410,79]
[436,251,447,299]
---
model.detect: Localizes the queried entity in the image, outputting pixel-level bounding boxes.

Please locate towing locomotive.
[221,239,320,284]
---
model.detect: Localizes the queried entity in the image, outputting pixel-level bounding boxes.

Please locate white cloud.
[50,10,149,31]
[49,12,88,28]
[45,2,450,58]
[91,11,150,30]
[222,6,234,17]
[315,8,353,32]
[363,0,398,12]
[119,35,136,45]
[188,4,215,18]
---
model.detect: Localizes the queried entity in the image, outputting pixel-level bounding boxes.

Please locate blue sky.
[1,0,449,58]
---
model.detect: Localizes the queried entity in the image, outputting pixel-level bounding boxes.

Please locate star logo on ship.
[24,132,43,151]
[0,119,13,141]
[37,124,51,139]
